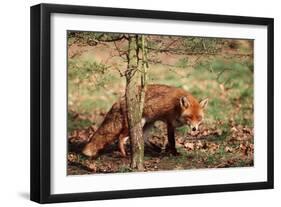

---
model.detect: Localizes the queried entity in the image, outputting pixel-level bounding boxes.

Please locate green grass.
[176,126,189,136]
[67,111,92,132]
[117,165,133,173]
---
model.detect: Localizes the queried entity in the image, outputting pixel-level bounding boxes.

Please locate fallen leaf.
[231,126,238,132]
[87,163,97,171]
[196,141,204,149]
[225,146,233,153]
[184,142,194,150]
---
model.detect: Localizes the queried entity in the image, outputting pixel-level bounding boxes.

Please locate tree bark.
[125,35,146,171]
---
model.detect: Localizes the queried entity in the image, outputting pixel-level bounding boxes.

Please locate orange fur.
[82,84,208,158]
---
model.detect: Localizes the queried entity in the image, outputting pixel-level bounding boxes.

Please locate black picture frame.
[30,3,274,204]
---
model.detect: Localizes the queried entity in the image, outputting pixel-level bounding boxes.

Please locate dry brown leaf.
[225,146,233,153]
[184,142,194,150]
[177,137,185,144]
[196,141,204,149]
[215,129,223,136]
[202,130,209,136]
[231,126,238,132]
[87,163,97,171]
[67,153,77,162]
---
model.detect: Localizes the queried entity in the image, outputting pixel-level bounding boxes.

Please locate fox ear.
[180,96,190,108]
[200,98,208,109]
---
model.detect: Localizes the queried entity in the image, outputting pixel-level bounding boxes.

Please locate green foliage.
[206,155,216,165]
[183,37,223,53]
[176,126,189,136]
[208,98,225,121]
[175,57,189,68]
[67,111,92,132]
[194,57,253,90]
[68,56,117,113]
[117,165,133,173]
[68,58,108,83]
[68,31,123,46]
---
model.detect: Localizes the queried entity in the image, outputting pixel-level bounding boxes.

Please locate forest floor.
[67,116,254,174]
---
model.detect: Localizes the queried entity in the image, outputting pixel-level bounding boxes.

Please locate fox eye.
[186,115,192,120]
[197,116,202,121]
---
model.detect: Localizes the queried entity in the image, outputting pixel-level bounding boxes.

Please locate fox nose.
[192,127,196,131]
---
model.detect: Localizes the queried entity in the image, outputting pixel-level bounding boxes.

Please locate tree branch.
[147,46,253,57]
[97,35,127,43]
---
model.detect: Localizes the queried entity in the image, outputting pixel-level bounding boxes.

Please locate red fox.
[82,84,208,158]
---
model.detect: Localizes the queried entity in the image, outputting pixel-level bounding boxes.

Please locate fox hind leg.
[118,130,129,157]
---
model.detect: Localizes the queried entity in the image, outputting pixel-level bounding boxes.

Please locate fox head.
[177,96,208,131]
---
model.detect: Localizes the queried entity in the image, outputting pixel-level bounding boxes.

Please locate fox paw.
[165,148,180,156]
[120,152,127,157]
[82,145,98,158]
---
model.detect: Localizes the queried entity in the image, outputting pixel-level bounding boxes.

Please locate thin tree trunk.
[140,35,148,111]
[125,35,146,171]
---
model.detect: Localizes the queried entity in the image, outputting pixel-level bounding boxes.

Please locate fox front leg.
[166,122,180,156]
